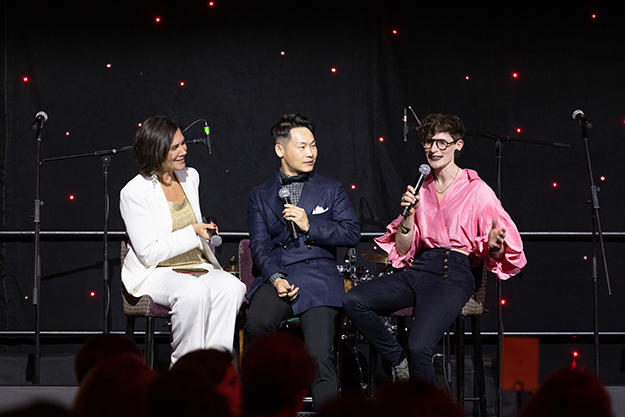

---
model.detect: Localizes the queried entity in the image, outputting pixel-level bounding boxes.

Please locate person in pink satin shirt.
[343,113,526,381]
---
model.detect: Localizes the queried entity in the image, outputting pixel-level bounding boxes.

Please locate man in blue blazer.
[246,113,360,408]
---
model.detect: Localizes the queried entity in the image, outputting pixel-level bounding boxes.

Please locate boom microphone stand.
[32,117,45,384]
[42,146,134,337]
[572,110,611,376]
[465,132,569,416]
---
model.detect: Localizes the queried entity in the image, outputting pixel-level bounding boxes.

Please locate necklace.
[436,167,461,194]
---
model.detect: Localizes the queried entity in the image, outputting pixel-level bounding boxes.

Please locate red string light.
[392,29,398,35]
[512,72,518,78]
[23,77,29,82]
[66,132,70,136]
[208,1,215,6]
[350,184,356,190]
[280,51,285,56]
[516,128,522,133]
[378,137,384,142]
[500,299,506,305]
[69,195,75,201]
[330,67,337,73]
[465,76,470,80]
[90,291,96,297]
[106,63,112,68]
[600,176,605,181]
[552,182,558,188]
[180,81,185,86]
[591,14,596,19]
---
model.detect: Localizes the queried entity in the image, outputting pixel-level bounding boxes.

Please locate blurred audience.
[240,332,316,417]
[373,379,465,417]
[146,367,230,417]
[316,393,381,417]
[74,334,142,384]
[72,353,155,417]
[172,349,241,416]
[518,366,614,417]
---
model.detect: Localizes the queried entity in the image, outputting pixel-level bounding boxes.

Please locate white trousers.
[137,263,246,365]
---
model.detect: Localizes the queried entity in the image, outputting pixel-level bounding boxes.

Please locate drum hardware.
[362,251,389,264]
[222,264,240,274]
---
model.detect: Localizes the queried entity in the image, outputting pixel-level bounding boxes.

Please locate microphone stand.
[579,126,611,376]
[464,132,569,417]
[42,145,134,340]
[32,127,43,384]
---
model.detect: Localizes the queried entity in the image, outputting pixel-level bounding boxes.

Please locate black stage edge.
[0,386,78,412]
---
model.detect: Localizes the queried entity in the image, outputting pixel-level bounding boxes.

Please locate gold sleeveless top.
[157,196,208,268]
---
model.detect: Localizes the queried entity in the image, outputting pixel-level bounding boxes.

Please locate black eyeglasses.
[421,139,458,151]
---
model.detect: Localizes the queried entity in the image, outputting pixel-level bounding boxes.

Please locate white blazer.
[119,167,221,296]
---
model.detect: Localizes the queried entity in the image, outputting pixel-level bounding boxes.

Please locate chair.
[455,264,488,417]
[120,240,171,368]
[237,238,255,359]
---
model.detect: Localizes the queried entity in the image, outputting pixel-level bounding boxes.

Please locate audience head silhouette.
[240,332,315,417]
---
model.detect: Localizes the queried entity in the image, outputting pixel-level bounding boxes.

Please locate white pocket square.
[312,206,328,215]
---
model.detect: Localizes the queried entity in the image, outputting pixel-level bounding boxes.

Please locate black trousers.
[246,283,340,409]
[343,249,474,381]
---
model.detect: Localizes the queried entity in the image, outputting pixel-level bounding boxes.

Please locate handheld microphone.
[401,164,431,217]
[572,109,593,129]
[31,111,48,131]
[403,108,408,142]
[202,216,221,247]
[278,188,299,241]
[204,121,212,155]
[209,232,222,247]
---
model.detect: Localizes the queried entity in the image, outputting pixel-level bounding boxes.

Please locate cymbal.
[223,264,240,273]
[362,251,389,264]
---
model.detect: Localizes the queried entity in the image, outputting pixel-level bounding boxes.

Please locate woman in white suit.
[120,115,246,365]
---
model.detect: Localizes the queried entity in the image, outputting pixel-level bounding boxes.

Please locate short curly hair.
[417,113,465,142]
[133,115,183,176]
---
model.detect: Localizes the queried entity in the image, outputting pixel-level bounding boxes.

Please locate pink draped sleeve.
[473,199,526,280]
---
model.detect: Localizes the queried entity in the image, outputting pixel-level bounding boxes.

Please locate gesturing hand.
[488,218,506,258]
[273,278,299,301]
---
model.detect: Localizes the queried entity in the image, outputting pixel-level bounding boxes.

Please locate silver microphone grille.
[278,188,291,198]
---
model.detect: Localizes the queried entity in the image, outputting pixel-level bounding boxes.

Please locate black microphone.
[403,108,409,142]
[572,109,593,129]
[31,111,48,131]
[203,121,212,155]
[278,188,299,241]
[401,164,431,217]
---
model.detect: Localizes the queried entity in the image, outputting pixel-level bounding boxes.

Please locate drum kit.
[337,248,400,395]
